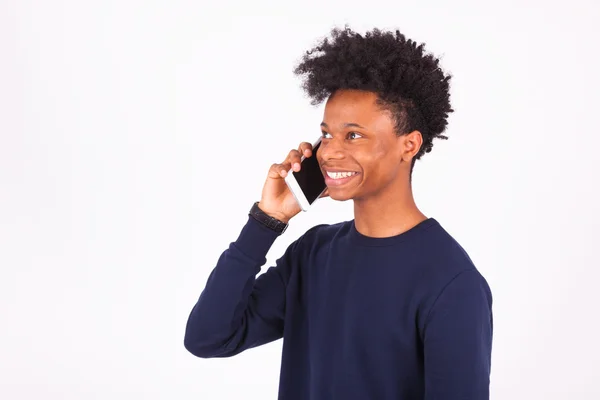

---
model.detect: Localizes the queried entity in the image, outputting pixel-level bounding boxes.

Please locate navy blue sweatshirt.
[184,216,493,399]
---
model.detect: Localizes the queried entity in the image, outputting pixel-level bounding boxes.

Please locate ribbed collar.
[347,217,439,247]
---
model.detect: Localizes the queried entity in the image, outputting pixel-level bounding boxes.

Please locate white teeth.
[327,171,357,179]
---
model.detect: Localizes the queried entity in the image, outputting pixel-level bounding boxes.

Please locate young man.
[184,26,493,400]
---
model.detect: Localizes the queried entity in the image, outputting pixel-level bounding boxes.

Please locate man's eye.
[348,132,362,139]
[321,131,332,139]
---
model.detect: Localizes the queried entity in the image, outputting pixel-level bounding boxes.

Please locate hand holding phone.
[258,139,328,223]
[284,137,327,211]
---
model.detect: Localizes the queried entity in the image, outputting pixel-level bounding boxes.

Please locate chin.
[327,189,355,202]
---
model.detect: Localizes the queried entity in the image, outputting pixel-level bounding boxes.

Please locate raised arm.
[184,140,326,358]
[184,215,301,357]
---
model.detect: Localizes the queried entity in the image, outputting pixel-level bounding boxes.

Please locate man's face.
[316,89,412,202]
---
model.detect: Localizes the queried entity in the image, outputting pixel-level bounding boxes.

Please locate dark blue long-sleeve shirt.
[184,216,493,399]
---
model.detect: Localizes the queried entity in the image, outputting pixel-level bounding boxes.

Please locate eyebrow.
[320,122,366,130]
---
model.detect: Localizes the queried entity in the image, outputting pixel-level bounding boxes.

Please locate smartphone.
[284,137,327,211]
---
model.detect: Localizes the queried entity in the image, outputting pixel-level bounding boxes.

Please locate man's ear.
[401,130,423,162]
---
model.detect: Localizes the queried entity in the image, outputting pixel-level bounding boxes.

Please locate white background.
[1,0,599,399]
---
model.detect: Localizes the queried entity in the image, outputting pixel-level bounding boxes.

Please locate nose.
[318,138,345,162]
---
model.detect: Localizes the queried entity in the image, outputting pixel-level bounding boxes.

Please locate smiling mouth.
[326,171,358,179]
[324,171,360,187]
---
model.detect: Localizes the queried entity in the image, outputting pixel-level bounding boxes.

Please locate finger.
[269,162,291,179]
[279,162,292,177]
[287,149,302,172]
[298,142,313,158]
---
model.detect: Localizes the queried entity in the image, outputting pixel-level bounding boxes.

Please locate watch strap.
[249,202,288,235]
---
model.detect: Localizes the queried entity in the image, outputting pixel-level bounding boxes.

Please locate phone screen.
[291,141,326,205]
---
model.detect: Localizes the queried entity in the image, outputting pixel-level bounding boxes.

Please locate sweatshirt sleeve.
[423,269,493,400]
[183,215,302,358]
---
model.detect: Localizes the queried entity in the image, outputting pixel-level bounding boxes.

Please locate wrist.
[257,202,290,224]
[250,202,289,234]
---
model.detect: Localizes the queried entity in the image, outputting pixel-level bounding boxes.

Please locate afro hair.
[293,25,454,168]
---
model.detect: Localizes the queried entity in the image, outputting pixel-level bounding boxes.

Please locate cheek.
[367,144,391,172]
[362,147,400,183]
[315,149,323,164]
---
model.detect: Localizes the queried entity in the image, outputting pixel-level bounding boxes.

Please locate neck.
[353,180,427,238]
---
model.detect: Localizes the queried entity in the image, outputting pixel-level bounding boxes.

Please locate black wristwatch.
[249,202,289,235]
